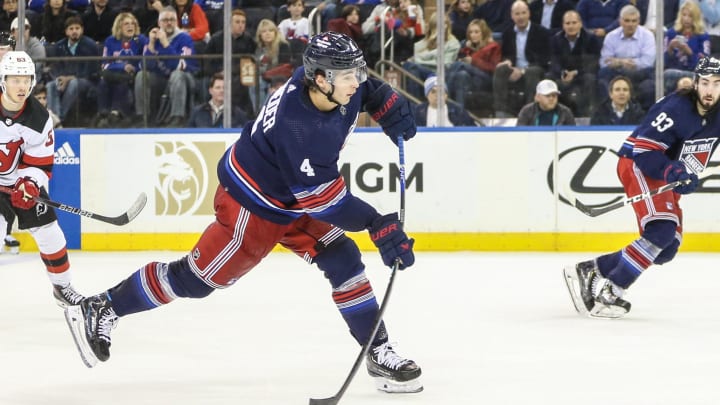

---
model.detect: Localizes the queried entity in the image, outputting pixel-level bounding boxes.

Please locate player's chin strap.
[323,83,343,106]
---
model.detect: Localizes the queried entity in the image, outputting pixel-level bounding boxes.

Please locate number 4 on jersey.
[300,158,315,177]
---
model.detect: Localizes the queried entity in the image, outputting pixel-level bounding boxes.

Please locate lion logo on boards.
[154,141,224,216]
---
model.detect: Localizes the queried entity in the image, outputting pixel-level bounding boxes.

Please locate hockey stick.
[0,185,147,226]
[309,135,407,405]
[566,165,720,217]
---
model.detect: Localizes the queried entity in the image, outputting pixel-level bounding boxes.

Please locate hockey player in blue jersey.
[64,32,422,393]
[564,56,720,319]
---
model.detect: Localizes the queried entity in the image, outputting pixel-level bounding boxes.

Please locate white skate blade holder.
[64,305,98,368]
[372,375,424,393]
[563,266,628,320]
[562,266,589,316]
[589,303,628,319]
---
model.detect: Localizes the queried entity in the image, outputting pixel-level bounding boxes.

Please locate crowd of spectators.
[1,0,718,127]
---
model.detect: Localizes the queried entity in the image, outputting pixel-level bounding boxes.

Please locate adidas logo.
[54,142,80,165]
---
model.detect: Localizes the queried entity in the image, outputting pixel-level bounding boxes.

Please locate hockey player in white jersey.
[0,31,19,254]
[0,51,84,306]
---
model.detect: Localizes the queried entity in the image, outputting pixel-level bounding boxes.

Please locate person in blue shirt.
[133,6,198,127]
[564,57,720,319]
[64,32,423,395]
[96,12,148,124]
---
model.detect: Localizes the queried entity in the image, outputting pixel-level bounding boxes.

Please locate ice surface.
[1,251,719,405]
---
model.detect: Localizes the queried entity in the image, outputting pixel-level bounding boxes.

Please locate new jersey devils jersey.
[218,67,382,231]
[0,95,54,187]
[618,91,720,179]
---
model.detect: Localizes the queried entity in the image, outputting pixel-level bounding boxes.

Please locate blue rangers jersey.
[618,91,720,179]
[218,67,387,231]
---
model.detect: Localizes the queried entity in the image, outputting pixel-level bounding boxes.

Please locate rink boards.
[37,127,720,252]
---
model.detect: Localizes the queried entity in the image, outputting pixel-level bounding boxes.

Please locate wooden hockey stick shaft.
[308,135,407,405]
[568,165,720,217]
[0,185,147,226]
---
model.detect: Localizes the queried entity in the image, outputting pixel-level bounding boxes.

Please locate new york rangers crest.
[679,137,718,174]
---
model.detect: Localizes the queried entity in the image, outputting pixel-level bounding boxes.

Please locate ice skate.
[591,278,631,319]
[64,293,118,368]
[53,284,85,308]
[563,260,631,319]
[366,342,423,393]
[3,235,19,254]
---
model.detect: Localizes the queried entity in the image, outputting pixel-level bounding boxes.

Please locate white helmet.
[0,50,35,94]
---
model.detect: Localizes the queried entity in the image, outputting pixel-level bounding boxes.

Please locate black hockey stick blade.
[0,185,148,226]
[37,192,147,226]
[567,165,720,217]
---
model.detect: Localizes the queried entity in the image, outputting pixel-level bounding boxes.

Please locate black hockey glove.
[364,80,416,145]
[663,160,699,194]
[369,213,415,270]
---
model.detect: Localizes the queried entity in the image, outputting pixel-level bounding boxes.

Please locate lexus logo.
[548,145,720,208]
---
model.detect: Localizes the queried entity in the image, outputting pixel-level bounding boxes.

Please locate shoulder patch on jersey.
[15,97,50,134]
[680,137,718,174]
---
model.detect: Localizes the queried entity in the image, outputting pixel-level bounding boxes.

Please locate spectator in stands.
[0,0,18,33]
[598,5,656,109]
[203,8,256,117]
[361,0,424,65]
[448,0,475,42]
[187,72,248,127]
[134,6,198,127]
[414,75,476,127]
[252,18,291,111]
[402,12,460,100]
[530,0,575,34]
[663,1,710,95]
[41,0,80,43]
[590,75,644,125]
[473,0,513,33]
[278,0,310,43]
[699,0,720,56]
[134,0,163,34]
[33,83,62,128]
[96,12,148,124]
[548,10,602,116]
[29,0,90,14]
[82,0,118,43]
[493,0,551,117]
[576,0,628,39]
[171,0,209,42]
[516,79,576,126]
[326,4,364,50]
[201,0,238,34]
[46,16,100,126]
[10,18,45,76]
[395,0,424,59]
[447,18,500,112]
